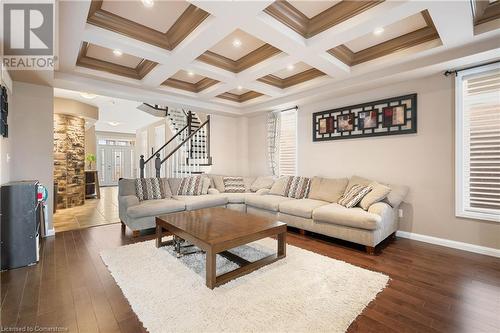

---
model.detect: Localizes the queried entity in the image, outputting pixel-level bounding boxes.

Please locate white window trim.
[455,63,500,222]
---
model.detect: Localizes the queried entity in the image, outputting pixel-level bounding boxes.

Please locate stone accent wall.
[54,114,85,209]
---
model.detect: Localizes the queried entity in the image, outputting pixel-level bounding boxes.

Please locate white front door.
[98,144,134,186]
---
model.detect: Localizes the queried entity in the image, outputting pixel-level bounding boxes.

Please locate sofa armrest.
[119,195,140,222]
[120,195,140,208]
[208,188,220,195]
[256,188,270,195]
[368,202,394,220]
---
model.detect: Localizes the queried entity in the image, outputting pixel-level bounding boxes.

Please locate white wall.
[247,74,500,249]
[210,114,249,176]
[10,82,54,230]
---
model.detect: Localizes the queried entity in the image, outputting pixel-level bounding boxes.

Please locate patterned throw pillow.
[177,176,204,196]
[338,184,373,208]
[284,176,311,199]
[223,177,246,193]
[135,178,166,201]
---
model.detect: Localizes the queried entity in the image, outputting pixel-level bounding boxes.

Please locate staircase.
[137,104,212,178]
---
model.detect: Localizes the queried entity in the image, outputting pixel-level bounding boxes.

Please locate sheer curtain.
[267,111,280,176]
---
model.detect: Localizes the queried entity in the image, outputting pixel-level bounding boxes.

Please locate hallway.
[53,186,119,232]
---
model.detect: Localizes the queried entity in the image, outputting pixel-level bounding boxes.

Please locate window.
[455,63,500,222]
[278,109,297,176]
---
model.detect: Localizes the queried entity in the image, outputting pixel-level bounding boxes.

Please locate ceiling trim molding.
[162,77,219,93]
[76,42,157,80]
[217,91,263,103]
[264,0,383,39]
[197,44,282,73]
[473,0,500,26]
[328,10,440,66]
[86,1,209,51]
[258,68,325,88]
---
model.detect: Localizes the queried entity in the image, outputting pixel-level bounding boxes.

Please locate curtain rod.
[443,60,500,76]
[274,105,298,113]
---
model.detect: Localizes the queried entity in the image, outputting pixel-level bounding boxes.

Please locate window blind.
[456,64,500,221]
[278,109,297,177]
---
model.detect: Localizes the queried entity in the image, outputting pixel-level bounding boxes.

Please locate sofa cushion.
[279,199,329,219]
[284,176,311,199]
[308,177,348,203]
[245,194,295,212]
[223,176,246,193]
[127,199,185,219]
[135,178,168,201]
[338,184,373,208]
[269,176,289,196]
[250,176,274,192]
[176,176,208,195]
[359,182,391,210]
[224,192,257,204]
[243,177,256,192]
[312,203,382,230]
[173,194,228,210]
[211,175,226,192]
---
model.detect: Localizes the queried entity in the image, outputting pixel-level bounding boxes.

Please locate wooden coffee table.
[155,207,287,289]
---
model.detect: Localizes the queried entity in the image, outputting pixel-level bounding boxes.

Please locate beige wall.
[85,126,97,163]
[247,74,500,249]
[54,97,98,119]
[10,82,54,230]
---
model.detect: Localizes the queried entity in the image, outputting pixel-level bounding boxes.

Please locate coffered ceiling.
[56,0,500,114]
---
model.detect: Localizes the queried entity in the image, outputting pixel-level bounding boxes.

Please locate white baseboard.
[44,228,55,237]
[396,231,500,258]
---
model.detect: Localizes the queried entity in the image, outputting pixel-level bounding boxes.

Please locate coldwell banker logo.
[3,2,55,70]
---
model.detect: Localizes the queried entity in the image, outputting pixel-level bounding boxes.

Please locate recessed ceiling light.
[373,27,384,35]
[141,0,154,8]
[113,49,123,56]
[286,64,295,71]
[108,121,120,127]
[232,39,242,48]
[80,92,97,99]
[187,71,195,76]
[237,85,243,90]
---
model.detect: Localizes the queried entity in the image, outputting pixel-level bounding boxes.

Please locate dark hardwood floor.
[1,223,499,332]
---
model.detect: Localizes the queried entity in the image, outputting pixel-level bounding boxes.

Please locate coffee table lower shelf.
[155,217,287,289]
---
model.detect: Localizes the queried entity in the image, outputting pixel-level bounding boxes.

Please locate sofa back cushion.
[338,184,372,208]
[175,176,210,196]
[250,176,274,192]
[308,177,348,203]
[242,177,256,193]
[385,184,409,207]
[135,178,168,201]
[119,178,136,196]
[269,176,290,196]
[223,176,246,193]
[284,176,311,199]
[207,174,225,192]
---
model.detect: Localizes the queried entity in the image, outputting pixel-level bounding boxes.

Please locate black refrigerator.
[0,180,42,270]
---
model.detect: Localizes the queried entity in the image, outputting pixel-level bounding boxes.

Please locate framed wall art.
[312,94,417,142]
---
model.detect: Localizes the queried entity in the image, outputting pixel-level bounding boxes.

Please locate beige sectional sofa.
[118,174,407,253]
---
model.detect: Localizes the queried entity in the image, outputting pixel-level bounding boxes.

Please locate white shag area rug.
[100,238,389,333]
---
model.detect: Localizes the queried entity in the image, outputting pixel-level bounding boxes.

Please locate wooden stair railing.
[139,112,211,178]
